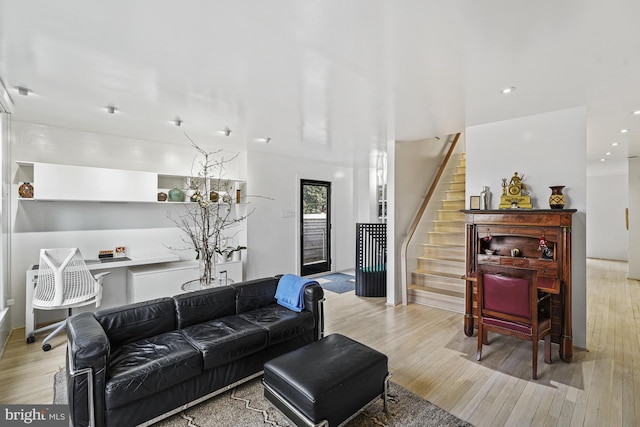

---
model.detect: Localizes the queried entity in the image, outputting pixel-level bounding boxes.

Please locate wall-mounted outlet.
[281,210,295,218]
[6,299,14,306]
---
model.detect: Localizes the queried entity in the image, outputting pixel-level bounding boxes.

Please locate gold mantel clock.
[499,172,532,209]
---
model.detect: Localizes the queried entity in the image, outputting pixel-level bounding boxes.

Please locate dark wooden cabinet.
[462,209,576,362]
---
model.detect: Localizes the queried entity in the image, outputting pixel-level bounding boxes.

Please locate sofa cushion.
[174,286,237,329]
[239,305,315,345]
[181,315,268,370]
[232,277,278,313]
[105,331,202,409]
[95,298,176,348]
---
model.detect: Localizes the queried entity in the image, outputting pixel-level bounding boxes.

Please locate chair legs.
[41,321,67,351]
[532,335,552,380]
[29,319,66,351]
[476,323,483,361]
[28,307,73,351]
[544,335,551,364]
[532,337,538,380]
[477,329,552,380]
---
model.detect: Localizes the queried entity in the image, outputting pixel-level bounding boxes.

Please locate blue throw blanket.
[275,274,318,312]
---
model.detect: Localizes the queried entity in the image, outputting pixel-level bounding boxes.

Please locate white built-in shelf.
[15,161,246,204]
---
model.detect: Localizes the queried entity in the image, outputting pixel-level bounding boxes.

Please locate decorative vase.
[480,186,491,210]
[199,256,213,286]
[168,187,185,202]
[549,186,566,209]
[18,182,34,198]
[157,192,167,202]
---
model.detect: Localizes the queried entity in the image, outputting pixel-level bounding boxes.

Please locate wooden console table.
[462,209,576,362]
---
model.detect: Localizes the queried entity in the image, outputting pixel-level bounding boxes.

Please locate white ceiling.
[1,1,639,169]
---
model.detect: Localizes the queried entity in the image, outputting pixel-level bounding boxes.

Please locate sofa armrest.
[303,284,325,340]
[67,312,110,427]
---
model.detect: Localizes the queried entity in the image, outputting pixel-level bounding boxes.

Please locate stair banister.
[400,132,461,305]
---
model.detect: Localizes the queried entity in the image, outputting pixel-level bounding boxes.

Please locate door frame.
[300,179,331,276]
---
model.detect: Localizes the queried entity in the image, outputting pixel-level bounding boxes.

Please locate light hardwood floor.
[0,258,637,426]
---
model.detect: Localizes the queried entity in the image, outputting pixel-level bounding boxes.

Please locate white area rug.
[54,371,473,426]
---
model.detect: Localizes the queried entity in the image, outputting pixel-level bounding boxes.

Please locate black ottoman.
[263,333,390,427]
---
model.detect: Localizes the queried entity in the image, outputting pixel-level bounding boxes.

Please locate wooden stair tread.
[413,269,465,280]
[408,150,466,313]
[417,256,465,265]
[422,243,465,249]
[408,285,464,298]
[418,255,464,262]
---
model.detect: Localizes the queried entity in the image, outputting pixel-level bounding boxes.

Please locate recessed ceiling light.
[633,110,640,115]
[105,105,118,114]
[612,142,619,146]
[14,86,32,96]
[606,152,612,156]
[600,158,606,162]
[500,87,516,94]
[621,128,629,133]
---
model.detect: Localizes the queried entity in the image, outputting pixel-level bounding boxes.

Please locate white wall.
[355,166,372,223]
[628,158,640,278]
[393,137,456,304]
[466,106,588,349]
[386,140,397,304]
[587,166,628,261]
[0,112,9,350]
[245,151,355,279]
[9,121,245,329]
[8,122,360,330]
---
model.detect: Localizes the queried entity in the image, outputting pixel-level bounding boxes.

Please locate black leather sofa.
[65,276,324,427]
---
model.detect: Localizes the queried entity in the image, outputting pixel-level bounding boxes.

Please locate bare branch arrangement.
[171,133,254,285]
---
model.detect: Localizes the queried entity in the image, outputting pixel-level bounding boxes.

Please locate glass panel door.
[300,180,331,276]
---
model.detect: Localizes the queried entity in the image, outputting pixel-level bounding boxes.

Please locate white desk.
[126,260,242,302]
[25,252,180,338]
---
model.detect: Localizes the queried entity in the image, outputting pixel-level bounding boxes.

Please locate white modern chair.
[27,248,110,351]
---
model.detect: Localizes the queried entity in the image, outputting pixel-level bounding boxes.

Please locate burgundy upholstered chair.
[476,264,552,380]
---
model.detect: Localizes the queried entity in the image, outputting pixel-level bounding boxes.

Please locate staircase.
[407,153,466,312]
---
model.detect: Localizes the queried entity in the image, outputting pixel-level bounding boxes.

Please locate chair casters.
[27,333,53,351]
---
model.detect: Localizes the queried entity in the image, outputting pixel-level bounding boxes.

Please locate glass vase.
[199,252,215,287]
